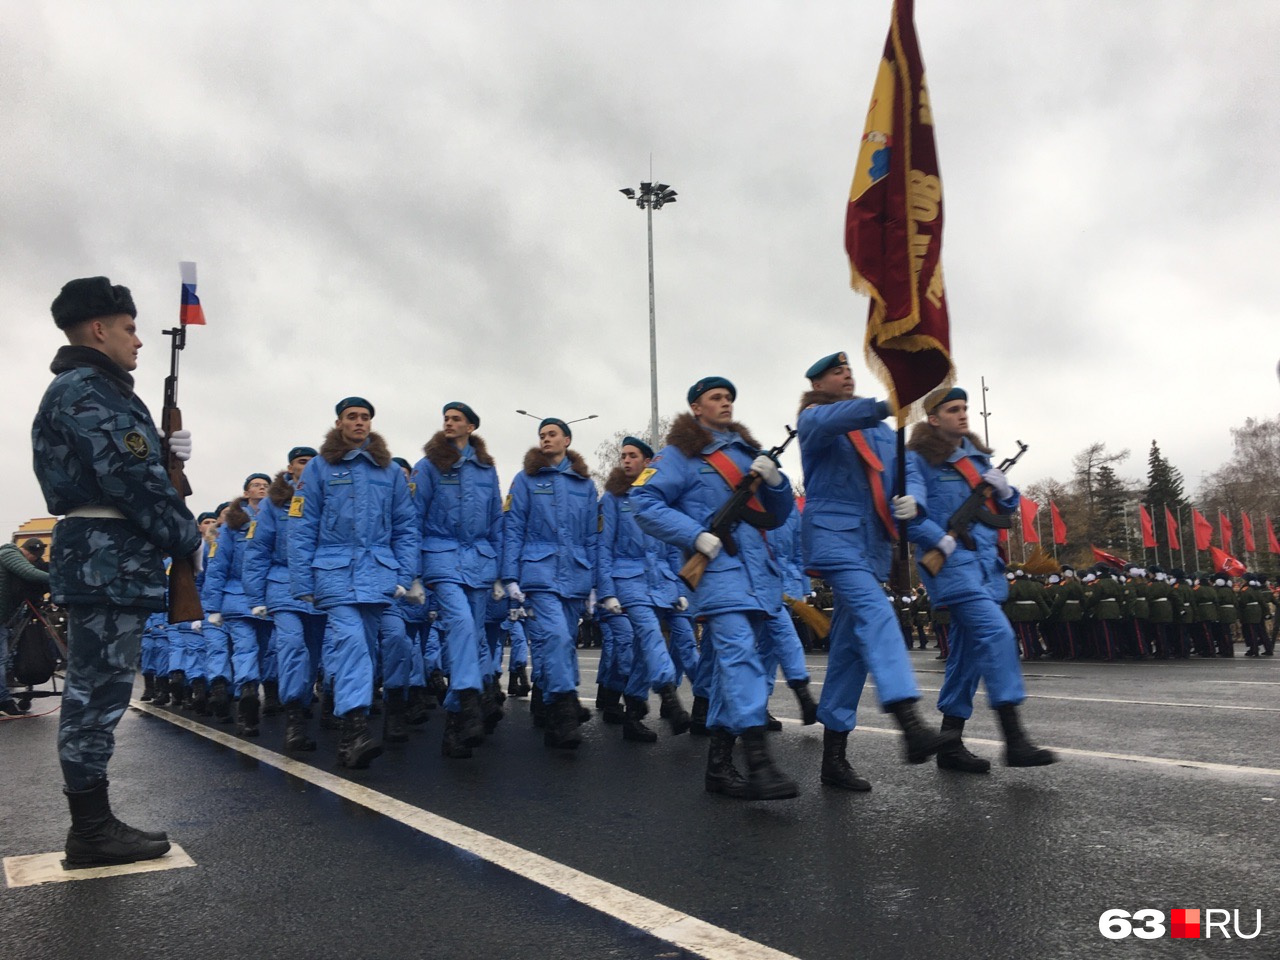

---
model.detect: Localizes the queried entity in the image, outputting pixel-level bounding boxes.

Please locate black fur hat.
[51,277,137,329]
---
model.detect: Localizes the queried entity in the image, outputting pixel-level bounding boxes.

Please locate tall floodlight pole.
[619,181,678,447]
[980,376,992,447]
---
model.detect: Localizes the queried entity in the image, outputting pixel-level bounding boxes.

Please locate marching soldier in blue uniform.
[33,277,200,866]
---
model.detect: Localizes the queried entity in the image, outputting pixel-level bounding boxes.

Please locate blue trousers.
[700,611,770,736]
[433,582,487,711]
[323,603,382,716]
[508,619,528,667]
[597,613,634,693]
[274,609,326,705]
[227,616,272,690]
[524,592,583,699]
[202,621,231,683]
[622,605,677,698]
[407,622,426,686]
[758,604,809,694]
[662,611,702,694]
[377,610,414,690]
[936,595,1026,719]
[816,566,920,732]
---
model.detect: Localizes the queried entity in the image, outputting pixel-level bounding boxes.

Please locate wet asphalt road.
[2,648,1278,960]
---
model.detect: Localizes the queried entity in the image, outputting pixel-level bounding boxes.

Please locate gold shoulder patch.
[632,468,656,487]
[503,493,513,512]
[208,542,218,558]
[245,520,257,540]
[408,481,417,496]
[123,431,150,459]
[288,496,305,518]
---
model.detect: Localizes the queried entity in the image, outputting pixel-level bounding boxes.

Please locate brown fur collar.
[665,412,763,458]
[319,427,392,468]
[267,471,294,507]
[226,496,252,531]
[523,447,591,477]
[422,431,495,473]
[604,466,634,497]
[907,421,992,466]
[797,388,844,417]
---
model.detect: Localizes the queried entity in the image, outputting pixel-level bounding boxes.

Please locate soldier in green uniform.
[1191,574,1219,657]
[1169,569,1196,659]
[1213,574,1239,657]
[1045,567,1085,660]
[1144,566,1176,659]
[929,600,951,660]
[1083,566,1123,661]
[32,277,201,868]
[1004,569,1049,660]
[1125,566,1151,658]
[1239,576,1267,657]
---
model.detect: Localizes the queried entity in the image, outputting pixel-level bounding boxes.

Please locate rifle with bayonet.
[919,440,1028,576]
[162,322,204,624]
[679,426,797,591]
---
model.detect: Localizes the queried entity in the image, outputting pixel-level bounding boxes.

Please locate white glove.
[675,596,689,612]
[601,596,623,615]
[191,620,203,633]
[428,610,439,622]
[250,605,268,617]
[298,594,315,604]
[587,589,597,616]
[492,580,505,601]
[161,428,193,462]
[508,606,526,622]
[407,578,427,604]
[750,454,783,488]
[891,495,917,520]
[207,612,223,626]
[982,468,1012,500]
[190,545,204,575]
[506,581,525,603]
[393,584,408,600]
[935,534,956,558]
[694,532,722,560]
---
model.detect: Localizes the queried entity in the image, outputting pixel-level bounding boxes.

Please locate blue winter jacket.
[797,394,896,580]
[201,498,263,619]
[244,473,315,615]
[905,428,1018,605]
[500,449,597,599]
[288,431,418,609]
[632,414,792,618]
[597,468,681,609]
[770,509,809,599]
[411,433,502,589]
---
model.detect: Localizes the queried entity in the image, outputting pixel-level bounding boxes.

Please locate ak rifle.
[162,324,204,623]
[920,440,1028,576]
[679,426,797,591]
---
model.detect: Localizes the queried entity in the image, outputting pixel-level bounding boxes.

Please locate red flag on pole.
[1164,506,1180,552]
[845,0,953,423]
[1138,505,1156,549]
[1192,509,1212,551]
[1240,511,1256,553]
[1050,500,1067,545]
[1091,545,1128,569]
[1020,498,1040,543]
[1267,516,1280,555]
[1218,511,1233,551]
[1209,545,1245,578]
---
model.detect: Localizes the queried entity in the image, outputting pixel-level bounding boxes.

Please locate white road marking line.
[914,690,1280,713]
[4,844,196,888]
[777,719,1280,778]
[132,702,800,960]
[1201,681,1280,686]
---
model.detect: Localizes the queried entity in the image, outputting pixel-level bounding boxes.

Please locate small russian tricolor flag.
[179,261,206,326]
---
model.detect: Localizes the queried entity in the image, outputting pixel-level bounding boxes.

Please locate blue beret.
[335,396,375,417]
[621,436,654,459]
[215,501,230,515]
[197,512,216,524]
[805,351,850,380]
[539,418,571,439]
[687,376,736,405]
[243,473,272,490]
[443,401,479,427]
[925,386,968,411]
[391,457,411,472]
[51,276,137,329]
[287,446,317,462]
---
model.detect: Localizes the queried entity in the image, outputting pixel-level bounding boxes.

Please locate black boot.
[140,672,156,702]
[544,695,583,750]
[704,729,751,796]
[262,680,282,717]
[598,686,625,725]
[383,688,410,744]
[236,683,260,737]
[368,685,383,716]
[481,676,505,734]
[320,687,341,730]
[572,692,593,724]
[789,679,819,725]
[427,669,449,706]
[689,695,710,736]
[740,727,799,800]
[190,677,211,716]
[530,685,547,728]
[820,728,872,791]
[209,677,232,722]
[441,710,474,759]
[622,696,658,743]
[406,686,431,725]
[151,674,171,707]
[886,697,958,764]
[936,715,991,773]
[996,704,1056,767]
[336,709,383,769]
[64,780,170,869]
[457,689,486,748]
[507,665,530,698]
[657,684,690,735]
[491,672,507,705]
[168,670,187,707]
[284,703,317,752]
[765,711,783,732]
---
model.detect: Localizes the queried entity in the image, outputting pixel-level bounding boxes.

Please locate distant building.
[11,516,58,552]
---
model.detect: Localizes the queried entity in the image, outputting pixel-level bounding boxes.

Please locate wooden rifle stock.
[678,551,711,591]
[162,337,204,624]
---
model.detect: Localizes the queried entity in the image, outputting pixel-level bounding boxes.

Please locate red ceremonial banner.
[1218,510,1233,551]
[1020,498,1040,544]
[1209,546,1245,578]
[1050,500,1067,545]
[1164,506,1180,552]
[845,0,952,422]
[1091,545,1127,569]
[1240,511,1256,553]
[1138,505,1156,549]
[1192,509,1213,551]
[1267,515,1280,555]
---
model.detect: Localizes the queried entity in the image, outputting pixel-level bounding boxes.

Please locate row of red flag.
[1016,500,1280,554]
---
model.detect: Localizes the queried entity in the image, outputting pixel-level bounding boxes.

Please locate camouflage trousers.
[58,604,148,791]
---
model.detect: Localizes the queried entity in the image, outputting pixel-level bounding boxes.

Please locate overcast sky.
[4,1,1277,534]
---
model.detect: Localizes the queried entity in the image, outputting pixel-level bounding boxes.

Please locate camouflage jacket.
[31,345,200,611]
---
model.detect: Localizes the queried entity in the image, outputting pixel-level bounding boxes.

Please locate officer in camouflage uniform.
[32,277,200,867]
